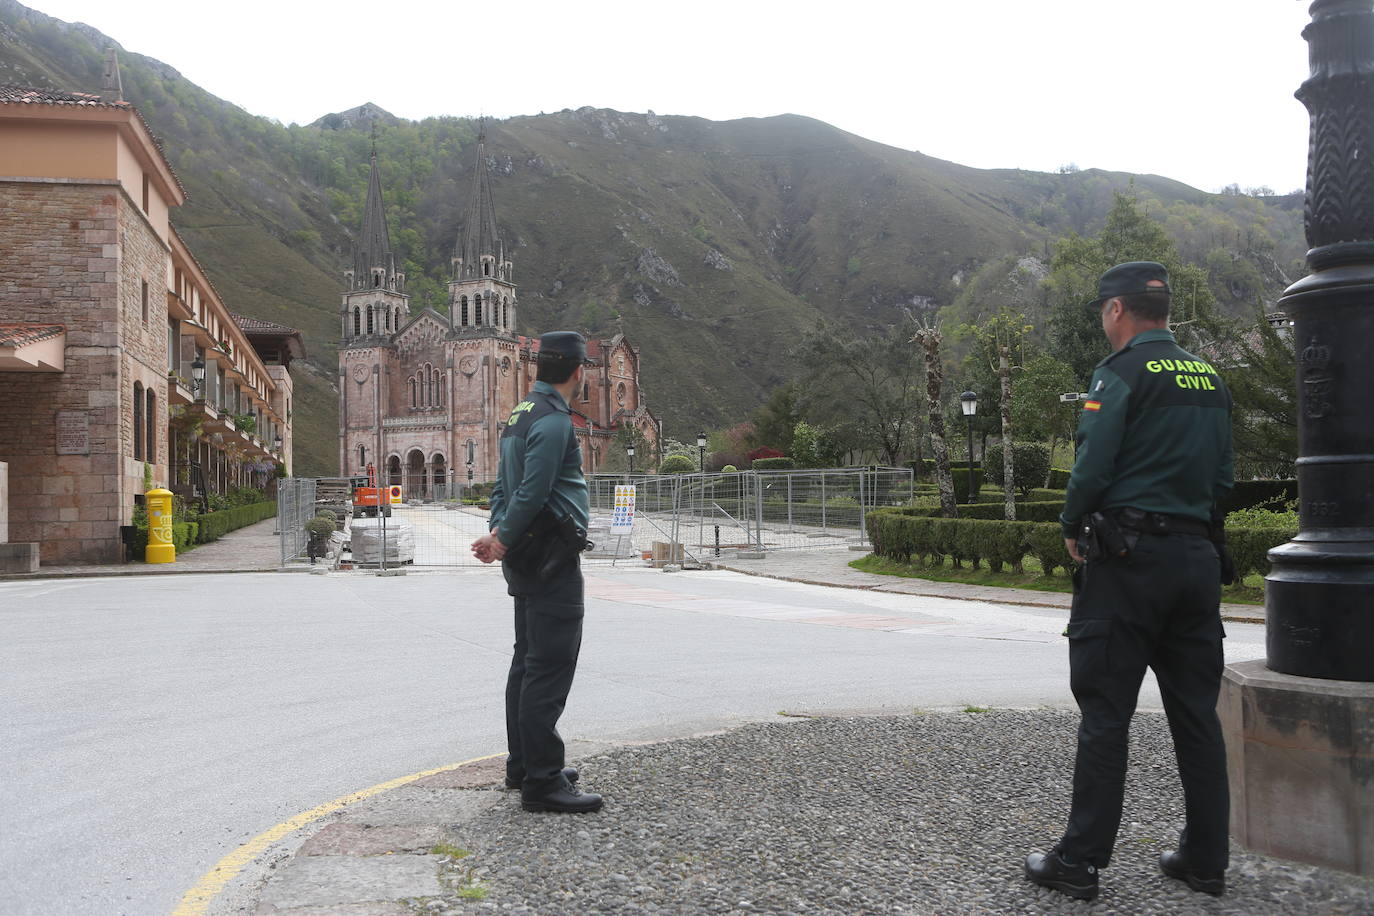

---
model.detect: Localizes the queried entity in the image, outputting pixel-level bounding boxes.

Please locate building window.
[460,296,468,326]
[366,306,374,335]
[141,280,149,323]
[435,370,444,407]
[474,295,483,326]
[502,297,508,328]
[353,306,361,337]
[141,172,149,213]
[133,382,144,460]
[146,388,156,462]
[410,377,417,408]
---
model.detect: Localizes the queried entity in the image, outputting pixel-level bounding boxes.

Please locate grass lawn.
[850,554,1266,606]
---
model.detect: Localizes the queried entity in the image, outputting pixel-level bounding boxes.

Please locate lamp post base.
[1220,659,1374,876]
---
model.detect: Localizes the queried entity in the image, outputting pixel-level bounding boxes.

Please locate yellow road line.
[171,752,504,915]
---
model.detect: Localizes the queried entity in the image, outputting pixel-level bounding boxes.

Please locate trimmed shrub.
[949,466,984,499]
[1047,468,1071,489]
[984,442,1052,500]
[659,455,696,475]
[867,506,1292,581]
[752,457,796,470]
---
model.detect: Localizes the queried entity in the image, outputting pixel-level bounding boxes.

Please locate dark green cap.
[538,330,588,363]
[1087,261,1171,308]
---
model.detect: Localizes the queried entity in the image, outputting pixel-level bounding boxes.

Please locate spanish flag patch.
[1083,400,1102,412]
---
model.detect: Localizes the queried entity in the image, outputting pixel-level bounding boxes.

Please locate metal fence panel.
[280,468,912,568]
[277,477,317,564]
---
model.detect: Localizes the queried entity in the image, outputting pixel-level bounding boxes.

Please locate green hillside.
[0,0,1305,475]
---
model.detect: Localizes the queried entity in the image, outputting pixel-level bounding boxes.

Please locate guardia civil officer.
[471,331,602,814]
[1024,262,1233,901]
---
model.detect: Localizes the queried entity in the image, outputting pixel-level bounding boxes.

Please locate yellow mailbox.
[145,487,175,564]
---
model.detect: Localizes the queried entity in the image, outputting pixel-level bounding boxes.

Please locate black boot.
[505,766,579,790]
[521,780,603,814]
[1024,848,1099,901]
[1159,850,1225,896]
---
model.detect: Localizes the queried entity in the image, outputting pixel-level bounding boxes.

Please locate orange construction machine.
[352,463,392,518]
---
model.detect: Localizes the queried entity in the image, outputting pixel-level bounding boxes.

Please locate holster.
[1208,511,1238,586]
[1081,511,1134,562]
[503,507,592,582]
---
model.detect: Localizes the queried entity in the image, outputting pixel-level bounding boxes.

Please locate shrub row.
[752,457,796,470]
[194,501,277,544]
[867,508,1297,580]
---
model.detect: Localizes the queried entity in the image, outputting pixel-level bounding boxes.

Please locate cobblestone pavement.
[248,711,1373,915]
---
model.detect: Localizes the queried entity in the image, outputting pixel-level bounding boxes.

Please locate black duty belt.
[1110,507,1210,537]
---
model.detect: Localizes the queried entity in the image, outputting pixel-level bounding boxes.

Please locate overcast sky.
[32,0,1315,194]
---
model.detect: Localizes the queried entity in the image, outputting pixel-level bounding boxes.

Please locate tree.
[749,383,804,454]
[1224,311,1298,479]
[796,320,924,466]
[1046,192,1220,385]
[791,421,823,469]
[912,322,959,518]
[1013,355,1081,480]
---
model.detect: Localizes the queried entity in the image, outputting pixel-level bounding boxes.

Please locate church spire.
[351,147,399,292]
[453,121,509,282]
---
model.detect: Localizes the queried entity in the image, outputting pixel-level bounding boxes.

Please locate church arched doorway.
[431,453,448,500]
[386,455,402,489]
[405,448,427,499]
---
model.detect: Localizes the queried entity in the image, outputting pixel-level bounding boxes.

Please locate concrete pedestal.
[1220,659,1374,875]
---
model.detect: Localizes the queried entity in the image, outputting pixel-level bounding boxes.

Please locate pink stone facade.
[0,178,164,563]
[340,324,658,495]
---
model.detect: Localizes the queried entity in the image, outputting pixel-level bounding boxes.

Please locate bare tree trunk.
[914,326,958,518]
[999,345,1016,521]
[1044,430,1057,489]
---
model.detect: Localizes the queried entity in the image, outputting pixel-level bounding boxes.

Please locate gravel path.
[432,709,1374,915]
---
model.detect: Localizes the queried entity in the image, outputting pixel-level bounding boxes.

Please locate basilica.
[337,130,659,496]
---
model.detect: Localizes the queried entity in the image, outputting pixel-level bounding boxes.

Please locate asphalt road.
[0,568,1267,915]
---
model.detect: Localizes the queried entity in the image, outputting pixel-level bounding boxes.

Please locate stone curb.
[249,758,510,914]
[705,557,1267,626]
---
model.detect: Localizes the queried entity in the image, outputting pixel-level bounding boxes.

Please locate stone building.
[0,63,299,565]
[338,130,658,494]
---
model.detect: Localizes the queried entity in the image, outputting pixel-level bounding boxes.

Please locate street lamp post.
[697,431,707,473]
[626,443,635,475]
[960,390,978,503]
[191,354,206,398]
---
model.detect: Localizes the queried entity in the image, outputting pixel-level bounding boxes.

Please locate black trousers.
[503,558,584,793]
[1059,532,1229,872]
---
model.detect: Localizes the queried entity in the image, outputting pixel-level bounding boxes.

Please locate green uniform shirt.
[1059,328,1234,539]
[489,381,590,545]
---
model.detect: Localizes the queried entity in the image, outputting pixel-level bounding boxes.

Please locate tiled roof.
[232,314,299,335]
[0,323,66,347]
[0,86,130,108]
[0,83,184,196]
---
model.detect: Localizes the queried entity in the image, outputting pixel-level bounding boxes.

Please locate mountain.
[0,0,1306,475]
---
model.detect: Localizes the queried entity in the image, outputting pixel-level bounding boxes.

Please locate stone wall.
[0,178,169,564]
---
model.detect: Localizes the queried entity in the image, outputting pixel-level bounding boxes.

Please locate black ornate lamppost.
[960,390,978,503]
[1220,1,1374,878]
[626,443,635,475]
[697,431,707,473]
[1265,0,1374,683]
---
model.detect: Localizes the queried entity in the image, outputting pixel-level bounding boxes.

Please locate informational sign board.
[55,410,90,455]
[611,485,636,534]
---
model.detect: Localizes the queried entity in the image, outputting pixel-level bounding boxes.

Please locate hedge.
[195,501,277,543]
[752,457,796,470]
[867,507,1296,580]
[898,500,1065,522]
